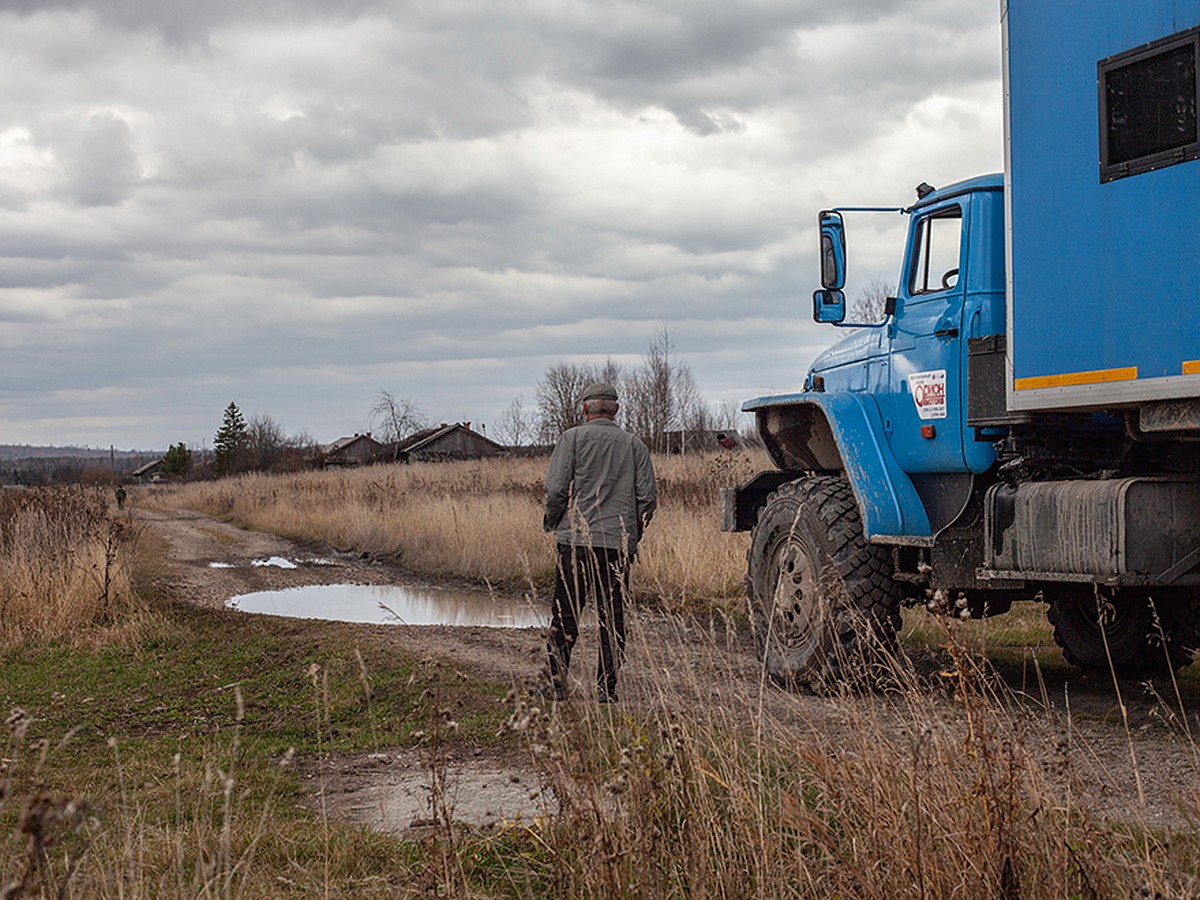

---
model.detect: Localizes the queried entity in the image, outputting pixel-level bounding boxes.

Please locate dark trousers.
[546,543,629,700]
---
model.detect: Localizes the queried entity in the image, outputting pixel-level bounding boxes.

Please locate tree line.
[147,403,320,481]
[154,328,746,481]
[495,326,744,452]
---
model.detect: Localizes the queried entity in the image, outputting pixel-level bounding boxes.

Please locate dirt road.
[136,504,1200,834]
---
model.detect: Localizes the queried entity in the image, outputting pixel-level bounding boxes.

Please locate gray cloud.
[0,0,1003,448]
[56,112,142,206]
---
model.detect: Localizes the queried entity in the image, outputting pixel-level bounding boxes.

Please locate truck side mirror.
[813,289,846,324]
[819,210,846,290]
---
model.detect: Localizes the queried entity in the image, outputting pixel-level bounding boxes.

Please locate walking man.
[542,381,657,703]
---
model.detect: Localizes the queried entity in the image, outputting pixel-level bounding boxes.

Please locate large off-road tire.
[1048,588,1200,676]
[746,477,900,689]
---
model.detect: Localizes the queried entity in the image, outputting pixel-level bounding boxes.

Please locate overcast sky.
[0,0,1002,450]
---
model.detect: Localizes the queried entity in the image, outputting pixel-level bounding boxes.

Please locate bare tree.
[535,363,594,441]
[281,429,322,471]
[623,332,668,451]
[714,399,749,435]
[675,365,708,431]
[623,325,702,452]
[595,357,623,389]
[533,329,712,450]
[494,393,536,447]
[371,390,428,443]
[289,429,319,453]
[848,277,894,325]
[245,413,288,471]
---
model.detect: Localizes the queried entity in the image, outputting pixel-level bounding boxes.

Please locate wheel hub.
[770,538,824,648]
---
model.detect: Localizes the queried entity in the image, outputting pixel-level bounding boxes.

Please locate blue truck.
[723,1,1200,685]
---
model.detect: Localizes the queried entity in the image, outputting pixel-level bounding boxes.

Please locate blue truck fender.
[740,392,932,540]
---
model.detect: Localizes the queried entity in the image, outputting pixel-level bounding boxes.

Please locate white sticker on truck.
[907,370,947,420]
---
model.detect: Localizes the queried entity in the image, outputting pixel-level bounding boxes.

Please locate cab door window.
[909,207,962,295]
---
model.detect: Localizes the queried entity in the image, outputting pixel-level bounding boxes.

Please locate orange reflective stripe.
[1013,366,1138,391]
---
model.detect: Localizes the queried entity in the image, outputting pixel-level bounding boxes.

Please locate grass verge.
[0,487,151,648]
[1,600,514,897]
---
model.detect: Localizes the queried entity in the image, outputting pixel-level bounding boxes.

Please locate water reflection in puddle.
[227,583,547,628]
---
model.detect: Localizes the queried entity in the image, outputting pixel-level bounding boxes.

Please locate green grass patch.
[1,601,517,896]
[1,602,509,760]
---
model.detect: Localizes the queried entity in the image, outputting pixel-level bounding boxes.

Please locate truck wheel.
[1047,589,1197,676]
[746,477,900,688]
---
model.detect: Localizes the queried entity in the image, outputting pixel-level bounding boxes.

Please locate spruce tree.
[160,442,193,478]
[213,402,248,476]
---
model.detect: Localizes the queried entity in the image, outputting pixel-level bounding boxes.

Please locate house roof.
[129,459,163,477]
[324,434,381,455]
[395,422,506,455]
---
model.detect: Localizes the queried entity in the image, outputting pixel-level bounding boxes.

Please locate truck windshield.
[909,207,962,295]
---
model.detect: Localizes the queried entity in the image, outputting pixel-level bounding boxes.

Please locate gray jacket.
[543,418,657,553]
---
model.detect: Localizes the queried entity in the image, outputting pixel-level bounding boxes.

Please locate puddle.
[227,583,547,628]
[253,556,297,569]
[208,556,327,569]
[315,752,554,835]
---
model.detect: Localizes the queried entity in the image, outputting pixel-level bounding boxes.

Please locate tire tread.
[746,476,900,687]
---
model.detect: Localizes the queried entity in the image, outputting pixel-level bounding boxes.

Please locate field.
[3,456,1200,897]
[136,451,765,606]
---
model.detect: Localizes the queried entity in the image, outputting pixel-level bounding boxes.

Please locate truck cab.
[731,177,1010,547]
[813,177,1006,487]
[726,170,1200,688]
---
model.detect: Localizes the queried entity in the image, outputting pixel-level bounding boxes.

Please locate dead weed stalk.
[0,487,145,648]
[498,612,1200,898]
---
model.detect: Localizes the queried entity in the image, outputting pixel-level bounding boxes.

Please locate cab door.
[886,200,968,474]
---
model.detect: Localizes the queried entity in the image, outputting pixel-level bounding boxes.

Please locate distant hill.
[0,444,163,461]
[0,445,166,485]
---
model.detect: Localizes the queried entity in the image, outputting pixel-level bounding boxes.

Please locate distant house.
[129,459,163,483]
[392,422,507,463]
[321,434,384,468]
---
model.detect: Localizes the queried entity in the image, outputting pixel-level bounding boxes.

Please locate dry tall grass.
[5,571,1198,896]
[141,451,766,606]
[0,486,144,647]
[490,622,1200,898]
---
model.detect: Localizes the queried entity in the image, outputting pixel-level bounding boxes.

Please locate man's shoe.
[598,692,617,704]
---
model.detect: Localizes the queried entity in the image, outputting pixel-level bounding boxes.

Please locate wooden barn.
[392,423,506,463]
[321,434,384,468]
[129,458,164,483]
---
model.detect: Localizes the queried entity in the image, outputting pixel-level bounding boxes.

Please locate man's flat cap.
[582,381,619,402]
